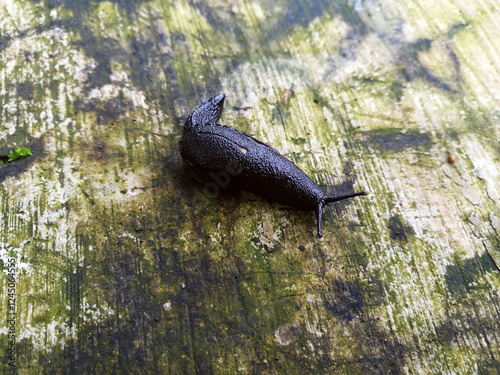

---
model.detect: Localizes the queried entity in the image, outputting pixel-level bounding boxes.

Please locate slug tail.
[186,93,225,129]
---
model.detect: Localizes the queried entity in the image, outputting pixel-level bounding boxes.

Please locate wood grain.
[1,0,500,373]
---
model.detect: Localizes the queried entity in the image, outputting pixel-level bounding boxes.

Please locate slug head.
[185,93,225,130]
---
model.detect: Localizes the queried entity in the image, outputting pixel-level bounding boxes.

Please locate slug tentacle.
[180,94,368,239]
[316,203,324,238]
[323,191,367,205]
[316,191,367,238]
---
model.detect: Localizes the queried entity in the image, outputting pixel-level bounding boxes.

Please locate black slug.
[179,93,367,238]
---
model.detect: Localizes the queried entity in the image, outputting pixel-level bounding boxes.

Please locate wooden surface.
[1,0,500,373]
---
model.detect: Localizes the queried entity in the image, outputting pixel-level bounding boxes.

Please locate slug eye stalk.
[317,191,367,238]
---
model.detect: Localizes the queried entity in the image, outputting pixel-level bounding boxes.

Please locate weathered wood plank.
[1,0,500,373]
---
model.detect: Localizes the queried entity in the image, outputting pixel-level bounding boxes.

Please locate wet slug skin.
[179,94,367,238]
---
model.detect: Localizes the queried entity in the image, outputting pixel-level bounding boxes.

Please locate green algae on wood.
[1,0,500,373]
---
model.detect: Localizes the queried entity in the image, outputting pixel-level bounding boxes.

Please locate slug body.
[179,94,366,237]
